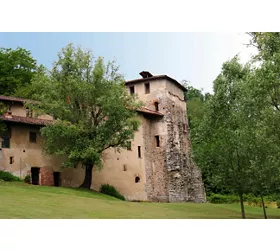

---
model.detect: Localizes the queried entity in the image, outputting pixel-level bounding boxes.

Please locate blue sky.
[0,32,257,93]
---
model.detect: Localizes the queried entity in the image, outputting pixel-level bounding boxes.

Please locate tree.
[26,44,141,189]
[245,33,280,217]
[193,56,253,219]
[181,81,216,194]
[182,81,207,130]
[247,32,280,61]
[0,47,38,96]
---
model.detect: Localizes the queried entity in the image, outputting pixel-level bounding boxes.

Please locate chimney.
[139,71,153,78]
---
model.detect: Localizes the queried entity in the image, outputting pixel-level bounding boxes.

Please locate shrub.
[207,193,277,206]
[207,194,239,204]
[99,184,125,201]
[277,200,280,209]
[0,170,21,182]
[24,175,31,184]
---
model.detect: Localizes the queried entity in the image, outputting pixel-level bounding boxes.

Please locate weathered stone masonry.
[142,80,206,202]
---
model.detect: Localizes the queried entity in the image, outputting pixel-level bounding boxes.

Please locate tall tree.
[26,44,141,188]
[0,47,38,96]
[193,56,253,218]
[246,33,280,217]
[181,81,216,194]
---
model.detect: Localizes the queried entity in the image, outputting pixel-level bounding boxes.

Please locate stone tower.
[126,71,206,202]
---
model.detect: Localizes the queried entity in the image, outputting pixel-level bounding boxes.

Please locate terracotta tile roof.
[0,95,39,104]
[125,74,187,92]
[0,115,53,126]
[137,107,164,116]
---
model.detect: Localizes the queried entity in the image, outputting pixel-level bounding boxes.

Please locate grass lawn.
[1,182,280,219]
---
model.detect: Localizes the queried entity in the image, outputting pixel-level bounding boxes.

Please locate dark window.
[135,176,140,183]
[2,127,11,148]
[155,135,160,147]
[138,146,141,158]
[145,82,150,94]
[29,132,37,143]
[8,104,12,114]
[127,141,132,151]
[2,136,10,148]
[129,86,135,95]
[154,102,159,111]
[9,156,14,164]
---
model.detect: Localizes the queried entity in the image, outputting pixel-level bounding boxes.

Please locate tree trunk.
[239,193,246,219]
[79,163,93,189]
[261,195,267,219]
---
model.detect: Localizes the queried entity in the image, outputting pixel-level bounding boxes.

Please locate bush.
[277,200,280,209]
[207,194,239,204]
[99,184,125,201]
[207,193,278,206]
[24,175,31,184]
[0,170,21,182]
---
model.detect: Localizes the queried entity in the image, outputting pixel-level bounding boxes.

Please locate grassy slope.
[1,182,280,219]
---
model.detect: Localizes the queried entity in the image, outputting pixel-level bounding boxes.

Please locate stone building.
[0,71,206,202]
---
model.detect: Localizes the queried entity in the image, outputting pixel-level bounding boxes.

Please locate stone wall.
[142,79,206,202]
[164,91,206,202]
[142,116,169,202]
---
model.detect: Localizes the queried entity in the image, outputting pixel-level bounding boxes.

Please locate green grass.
[1,182,280,219]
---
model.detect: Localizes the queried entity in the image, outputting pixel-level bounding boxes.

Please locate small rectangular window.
[2,136,10,148]
[10,156,14,164]
[154,102,159,111]
[2,127,11,148]
[155,135,160,147]
[145,82,150,94]
[29,132,37,143]
[127,141,132,151]
[129,86,135,95]
[138,146,141,158]
[8,104,12,114]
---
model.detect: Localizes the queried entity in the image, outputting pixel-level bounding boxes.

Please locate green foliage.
[207,194,239,204]
[193,56,252,195]
[99,184,125,200]
[24,175,31,184]
[192,52,280,218]
[277,200,280,208]
[247,32,280,61]
[0,171,21,182]
[0,47,38,96]
[181,80,211,130]
[208,193,278,206]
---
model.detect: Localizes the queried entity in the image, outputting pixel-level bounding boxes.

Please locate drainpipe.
[19,157,21,178]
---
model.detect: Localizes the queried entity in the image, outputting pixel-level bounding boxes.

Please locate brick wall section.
[40,167,54,186]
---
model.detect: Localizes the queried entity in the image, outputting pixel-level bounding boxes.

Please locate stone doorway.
[53,172,60,187]
[31,167,40,185]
